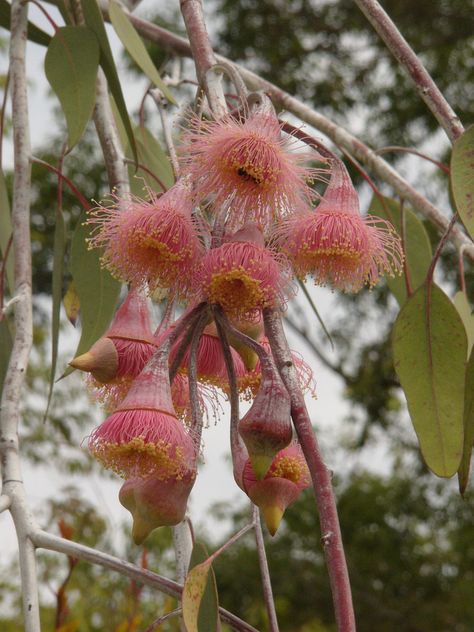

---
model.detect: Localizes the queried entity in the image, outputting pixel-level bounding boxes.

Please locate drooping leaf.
[63,280,81,326]
[392,283,467,477]
[44,206,66,421]
[0,168,14,293]
[0,317,12,394]
[451,125,474,241]
[182,560,212,632]
[0,0,51,46]
[108,0,176,104]
[453,290,474,356]
[45,26,100,150]
[369,195,432,305]
[63,211,120,377]
[189,543,220,632]
[81,0,138,165]
[458,348,474,495]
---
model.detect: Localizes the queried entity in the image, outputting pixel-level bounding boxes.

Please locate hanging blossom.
[88,349,198,481]
[87,178,204,295]
[70,287,158,410]
[197,224,293,319]
[179,93,324,231]
[275,159,403,292]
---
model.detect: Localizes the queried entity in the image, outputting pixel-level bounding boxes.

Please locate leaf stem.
[253,506,280,632]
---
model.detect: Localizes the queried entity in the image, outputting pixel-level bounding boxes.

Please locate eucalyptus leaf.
[182,560,212,632]
[63,279,81,326]
[392,283,466,477]
[81,0,138,165]
[44,208,66,421]
[189,543,220,632]
[108,0,176,104]
[0,168,14,293]
[458,348,474,495]
[0,0,51,46]
[453,290,474,356]
[45,26,100,150]
[369,195,432,305]
[451,125,474,241]
[0,317,12,395]
[63,211,120,377]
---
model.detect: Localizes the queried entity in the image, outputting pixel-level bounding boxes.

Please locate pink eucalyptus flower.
[276,160,403,292]
[87,178,203,294]
[234,441,310,536]
[88,349,198,480]
[119,468,196,544]
[70,288,158,411]
[179,96,322,230]
[239,351,292,479]
[197,224,292,319]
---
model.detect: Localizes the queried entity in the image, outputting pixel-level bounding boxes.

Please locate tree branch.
[353,0,464,143]
[263,309,355,632]
[32,530,259,632]
[253,506,279,632]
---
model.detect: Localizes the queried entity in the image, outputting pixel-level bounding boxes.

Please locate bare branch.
[263,309,356,632]
[179,0,227,117]
[32,530,260,632]
[353,0,464,143]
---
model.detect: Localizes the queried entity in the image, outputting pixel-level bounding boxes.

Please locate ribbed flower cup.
[70,288,158,410]
[179,92,322,231]
[87,178,204,295]
[119,469,196,544]
[197,224,292,319]
[235,442,310,535]
[88,347,198,481]
[238,352,292,479]
[277,159,403,292]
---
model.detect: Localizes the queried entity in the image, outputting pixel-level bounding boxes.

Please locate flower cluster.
[78,92,403,542]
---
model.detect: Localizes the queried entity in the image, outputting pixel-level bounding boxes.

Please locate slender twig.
[263,308,355,632]
[187,311,208,438]
[179,0,226,117]
[93,69,129,194]
[168,305,210,382]
[144,608,183,632]
[172,521,193,632]
[399,200,413,297]
[353,0,464,143]
[1,2,41,630]
[31,530,260,632]
[31,157,92,210]
[150,89,180,179]
[123,157,168,192]
[375,146,450,175]
[426,214,459,285]
[458,246,467,294]
[253,506,279,632]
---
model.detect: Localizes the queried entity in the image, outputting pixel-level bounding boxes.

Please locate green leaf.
[0,317,12,395]
[188,543,220,632]
[64,211,121,377]
[63,280,81,326]
[134,126,175,193]
[0,168,14,294]
[392,283,467,477]
[453,291,474,356]
[44,208,66,420]
[45,26,100,150]
[182,560,212,632]
[81,0,138,165]
[0,0,51,47]
[458,348,474,495]
[108,0,176,105]
[451,124,474,241]
[369,195,432,305]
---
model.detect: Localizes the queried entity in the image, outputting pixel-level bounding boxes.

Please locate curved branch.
[32,530,260,632]
[353,0,464,143]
